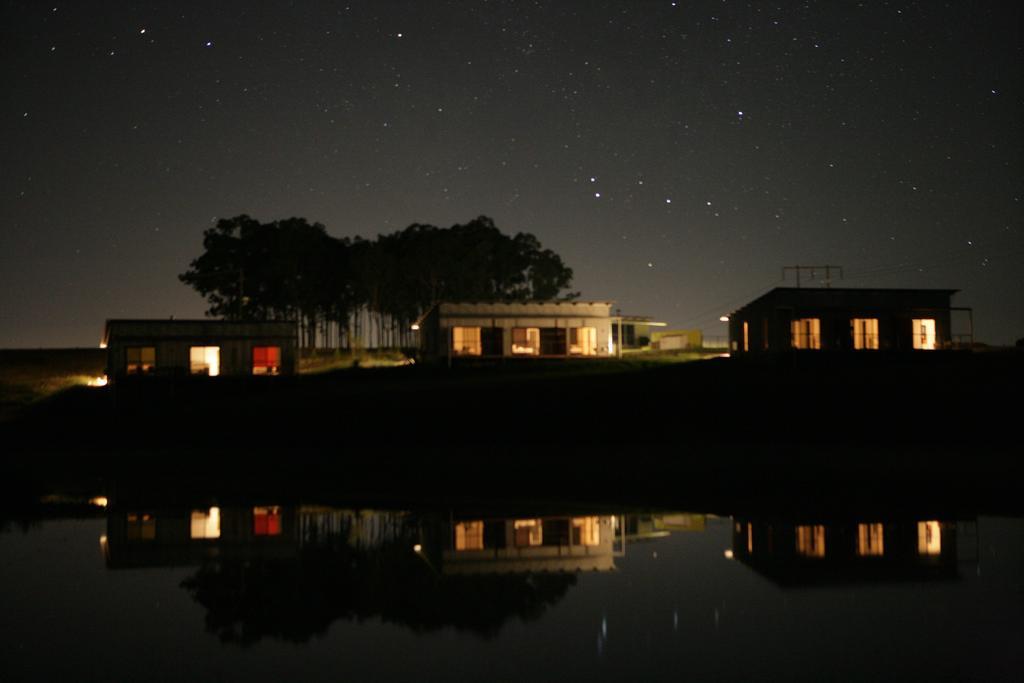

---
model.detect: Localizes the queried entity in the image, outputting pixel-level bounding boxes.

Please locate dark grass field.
[0,349,106,421]
[1,349,1021,515]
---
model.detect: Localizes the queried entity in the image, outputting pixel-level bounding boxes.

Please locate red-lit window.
[253,506,282,536]
[252,346,281,375]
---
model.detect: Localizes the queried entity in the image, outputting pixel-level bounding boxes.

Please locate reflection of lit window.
[455,521,484,550]
[746,523,754,553]
[126,512,156,541]
[253,506,282,536]
[912,319,936,350]
[918,521,942,555]
[572,517,601,546]
[511,328,540,355]
[189,346,220,376]
[513,519,543,546]
[252,346,281,375]
[795,525,826,557]
[126,346,156,374]
[852,318,879,350]
[569,327,597,356]
[790,319,821,349]
[452,327,482,356]
[190,507,221,539]
[857,523,885,556]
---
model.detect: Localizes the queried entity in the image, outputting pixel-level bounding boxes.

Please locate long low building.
[103,319,298,378]
[415,301,616,359]
[727,287,968,353]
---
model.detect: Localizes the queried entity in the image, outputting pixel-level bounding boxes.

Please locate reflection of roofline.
[442,552,616,575]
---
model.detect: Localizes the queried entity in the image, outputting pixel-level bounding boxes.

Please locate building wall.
[728,289,956,353]
[421,302,615,358]
[104,320,298,377]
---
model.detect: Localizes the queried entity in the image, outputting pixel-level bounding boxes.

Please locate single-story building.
[102,319,298,379]
[651,329,703,351]
[727,287,969,353]
[414,302,617,360]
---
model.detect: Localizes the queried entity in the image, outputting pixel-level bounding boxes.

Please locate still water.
[1,496,1021,682]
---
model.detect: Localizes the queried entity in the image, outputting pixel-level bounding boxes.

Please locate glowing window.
[572,517,601,546]
[569,327,597,356]
[747,522,754,553]
[857,523,885,556]
[912,319,937,350]
[742,322,749,351]
[790,318,821,349]
[126,512,156,541]
[189,346,220,376]
[852,318,879,350]
[452,327,482,355]
[918,521,942,555]
[795,525,826,557]
[190,507,221,539]
[252,346,281,375]
[126,346,156,374]
[455,521,484,550]
[513,519,543,546]
[253,506,282,536]
[511,328,540,355]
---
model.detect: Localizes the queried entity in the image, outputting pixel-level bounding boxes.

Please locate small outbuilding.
[727,287,968,353]
[415,301,616,360]
[102,319,298,379]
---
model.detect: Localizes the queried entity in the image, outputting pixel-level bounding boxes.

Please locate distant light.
[719,315,729,322]
[723,549,734,559]
[205,41,213,47]
[396,33,403,38]
[89,496,109,508]
[413,543,423,553]
[88,376,108,387]
[140,28,146,34]
[410,323,420,331]
[99,342,107,349]
[665,198,672,204]
[594,192,601,198]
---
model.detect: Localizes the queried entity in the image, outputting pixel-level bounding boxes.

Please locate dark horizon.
[2,1,1021,347]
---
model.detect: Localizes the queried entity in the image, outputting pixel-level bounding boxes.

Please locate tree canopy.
[179,215,577,347]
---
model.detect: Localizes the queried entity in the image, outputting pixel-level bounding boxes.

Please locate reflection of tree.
[181,543,576,645]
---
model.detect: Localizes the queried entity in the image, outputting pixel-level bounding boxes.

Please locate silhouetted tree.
[180,214,577,348]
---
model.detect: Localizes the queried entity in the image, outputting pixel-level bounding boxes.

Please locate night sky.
[3,1,1021,347]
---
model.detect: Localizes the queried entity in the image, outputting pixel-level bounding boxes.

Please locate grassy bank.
[0,349,106,421]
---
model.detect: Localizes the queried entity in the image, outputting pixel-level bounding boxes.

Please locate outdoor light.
[410,323,420,331]
[719,315,729,322]
[88,376,108,387]
[723,549,734,559]
[413,543,423,553]
[89,496,109,508]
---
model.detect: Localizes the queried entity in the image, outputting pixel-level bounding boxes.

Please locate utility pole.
[782,265,844,288]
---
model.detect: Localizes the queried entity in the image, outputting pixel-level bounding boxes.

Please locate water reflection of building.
[444,515,621,574]
[623,513,706,543]
[103,504,417,569]
[729,517,975,586]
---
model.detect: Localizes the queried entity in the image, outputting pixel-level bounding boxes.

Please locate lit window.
[790,319,821,349]
[253,506,282,536]
[851,318,879,350]
[126,346,156,374]
[572,517,601,546]
[126,512,156,541]
[857,523,885,556]
[795,525,826,557]
[918,521,942,555]
[742,322,749,352]
[190,507,221,539]
[513,519,543,546]
[189,346,220,376]
[452,327,482,355]
[569,327,597,355]
[252,346,281,375]
[912,319,936,350]
[512,328,540,355]
[455,521,484,550]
